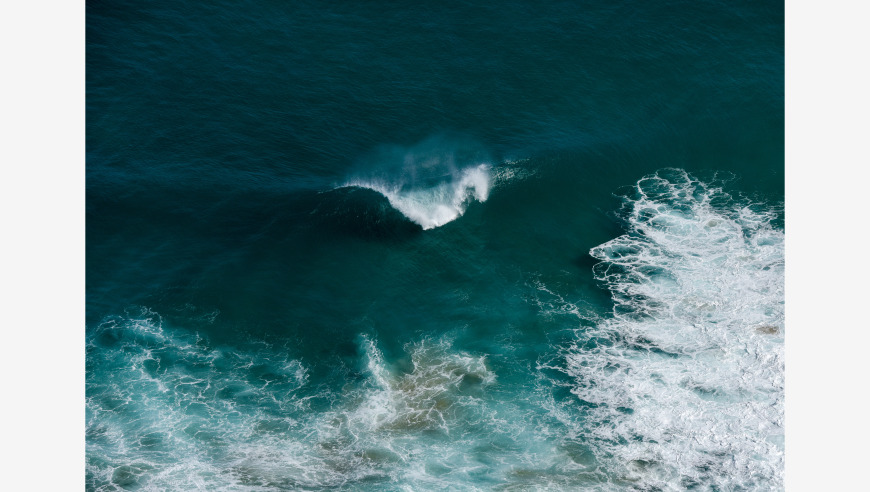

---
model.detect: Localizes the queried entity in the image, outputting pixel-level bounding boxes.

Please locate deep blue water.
[87,0,784,489]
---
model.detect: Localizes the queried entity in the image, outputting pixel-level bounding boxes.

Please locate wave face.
[341,140,492,230]
[540,169,784,490]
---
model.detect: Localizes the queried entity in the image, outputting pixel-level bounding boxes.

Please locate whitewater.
[344,163,491,230]
[86,170,783,491]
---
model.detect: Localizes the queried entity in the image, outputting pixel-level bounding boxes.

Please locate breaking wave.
[344,163,491,230]
[337,137,494,230]
[85,169,784,491]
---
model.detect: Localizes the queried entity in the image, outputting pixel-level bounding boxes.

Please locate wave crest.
[344,163,491,230]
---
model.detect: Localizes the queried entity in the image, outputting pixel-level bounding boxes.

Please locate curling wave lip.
[342,163,491,230]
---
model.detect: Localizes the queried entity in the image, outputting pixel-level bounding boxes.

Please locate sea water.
[87,0,783,489]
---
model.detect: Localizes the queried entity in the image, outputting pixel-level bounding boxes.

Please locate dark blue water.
[87,0,784,489]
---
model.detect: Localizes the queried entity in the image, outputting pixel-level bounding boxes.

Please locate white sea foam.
[541,169,784,490]
[87,169,783,490]
[353,335,495,433]
[88,315,527,490]
[346,163,491,230]
[236,335,503,489]
[86,309,315,491]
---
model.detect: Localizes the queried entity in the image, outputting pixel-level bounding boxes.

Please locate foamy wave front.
[542,169,784,490]
[344,163,491,230]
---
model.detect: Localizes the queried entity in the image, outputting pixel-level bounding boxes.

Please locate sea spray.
[345,164,491,230]
[340,137,493,230]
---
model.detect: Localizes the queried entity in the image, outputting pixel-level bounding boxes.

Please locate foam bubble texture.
[86,309,313,491]
[545,169,784,490]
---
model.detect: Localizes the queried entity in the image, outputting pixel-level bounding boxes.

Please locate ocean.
[86,0,784,489]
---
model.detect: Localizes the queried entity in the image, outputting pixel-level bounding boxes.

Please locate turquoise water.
[87,1,783,490]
